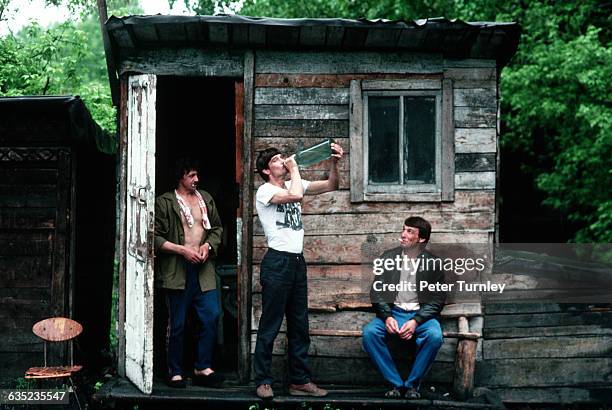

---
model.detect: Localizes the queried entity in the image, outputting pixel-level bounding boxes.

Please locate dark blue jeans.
[362,306,443,390]
[254,248,311,385]
[165,263,220,377]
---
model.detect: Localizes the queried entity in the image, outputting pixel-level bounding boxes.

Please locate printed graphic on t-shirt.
[275,202,303,231]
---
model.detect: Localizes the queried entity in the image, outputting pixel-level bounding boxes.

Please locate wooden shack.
[0,96,116,384]
[102,14,522,398]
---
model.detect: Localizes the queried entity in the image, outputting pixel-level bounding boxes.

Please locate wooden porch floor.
[92,377,503,409]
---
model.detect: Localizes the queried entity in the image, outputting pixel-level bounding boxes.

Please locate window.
[350,79,454,202]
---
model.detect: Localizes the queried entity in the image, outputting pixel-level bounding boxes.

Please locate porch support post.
[453,315,478,400]
[238,50,255,383]
[116,75,129,377]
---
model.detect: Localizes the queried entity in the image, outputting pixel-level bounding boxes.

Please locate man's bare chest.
[183,199,202,221]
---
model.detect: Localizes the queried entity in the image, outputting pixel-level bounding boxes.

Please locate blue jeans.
[254,248,311,385]
[362,306,443,389]
[165,263,220,377]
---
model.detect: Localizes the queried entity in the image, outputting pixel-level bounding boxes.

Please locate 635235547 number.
[0,389,70,404]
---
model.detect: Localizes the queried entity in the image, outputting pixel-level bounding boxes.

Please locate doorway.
[153,76,239,380]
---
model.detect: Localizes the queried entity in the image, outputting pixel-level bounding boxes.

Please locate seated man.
[363,216,445,399]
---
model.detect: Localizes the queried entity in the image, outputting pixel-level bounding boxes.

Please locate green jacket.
[154,189,223,291]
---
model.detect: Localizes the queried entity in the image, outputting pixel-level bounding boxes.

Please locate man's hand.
[331,142,344,161]
[198,243,211,262]
[283,154,299,172]
[304,143,343,195]
[385,317,400,334]
[182,246,203,264]
[399,319,417,340]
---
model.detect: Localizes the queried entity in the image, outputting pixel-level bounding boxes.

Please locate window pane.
[368,97,399,184]
[404,96,436,184]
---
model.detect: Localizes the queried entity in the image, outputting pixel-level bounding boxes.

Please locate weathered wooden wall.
[0,146,72,385]
[0,100,115,386]
[478,302,612,403]
[249,51,497,386]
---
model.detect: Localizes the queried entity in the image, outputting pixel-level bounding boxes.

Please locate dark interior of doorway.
[153,76,239,381]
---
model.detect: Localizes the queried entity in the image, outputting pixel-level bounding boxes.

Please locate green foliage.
[44,0,140,16]
[183,0,216,15]
[14,377,36,389]
[181,0,241,15]
[239,0,503,20]
[498,2,611,243]
[0,15,116,134]
[247,404,276,410]
[0,0,141,135]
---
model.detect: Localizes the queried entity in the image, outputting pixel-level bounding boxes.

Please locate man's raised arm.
[270,155,304,204]
[305,142,343,195]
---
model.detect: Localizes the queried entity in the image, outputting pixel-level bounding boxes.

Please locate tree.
[0,0,140,134]
[497,2,611,242]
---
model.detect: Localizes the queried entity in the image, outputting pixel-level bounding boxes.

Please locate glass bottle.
[294,138,333,169]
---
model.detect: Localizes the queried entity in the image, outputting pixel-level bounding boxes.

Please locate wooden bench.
[309,303,482,399]
[438,303,483,400]
[252,293,483,398]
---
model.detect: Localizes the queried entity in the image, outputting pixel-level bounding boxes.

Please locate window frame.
[350,78,454,203]
[363,90,442,194]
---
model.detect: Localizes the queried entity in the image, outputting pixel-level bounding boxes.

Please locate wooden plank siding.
[253,212,494,236]
[262,355,455,386]
[249,53,497,389]
[252,232,491,266]
[249,331,460,362]
[119,48,244,77]
[477,303,612,402]
[250,296,483,385]
[0,149,71,380]
[255,51,443,74]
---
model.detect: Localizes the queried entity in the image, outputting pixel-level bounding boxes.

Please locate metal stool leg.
[68,377,82,410]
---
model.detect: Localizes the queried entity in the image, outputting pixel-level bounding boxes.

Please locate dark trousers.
[165,263,220,377]
[254,248,312,385]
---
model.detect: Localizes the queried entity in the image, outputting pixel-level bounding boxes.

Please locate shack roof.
[0,96,115,154]
[106,14,521,67]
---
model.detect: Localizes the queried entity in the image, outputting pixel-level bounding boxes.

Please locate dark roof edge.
[107,14,518,29]
[0,96,116,155]
[106,14,521,69]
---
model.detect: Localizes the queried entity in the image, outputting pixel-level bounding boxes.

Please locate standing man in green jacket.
[154,158,224,388]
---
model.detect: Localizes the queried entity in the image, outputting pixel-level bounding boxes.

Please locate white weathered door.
[125,74,156,394]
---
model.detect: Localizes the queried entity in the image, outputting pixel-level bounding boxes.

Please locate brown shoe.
[256,384,274,399]
[289,382,328,397]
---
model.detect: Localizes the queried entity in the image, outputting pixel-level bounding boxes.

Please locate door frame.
[237,50,255,383]
[117,52,255,387]
[117,74,128,379]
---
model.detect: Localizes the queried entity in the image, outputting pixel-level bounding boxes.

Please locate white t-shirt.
[256,180,310,254]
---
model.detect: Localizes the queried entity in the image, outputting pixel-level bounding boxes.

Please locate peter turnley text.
[372,280,506,294]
